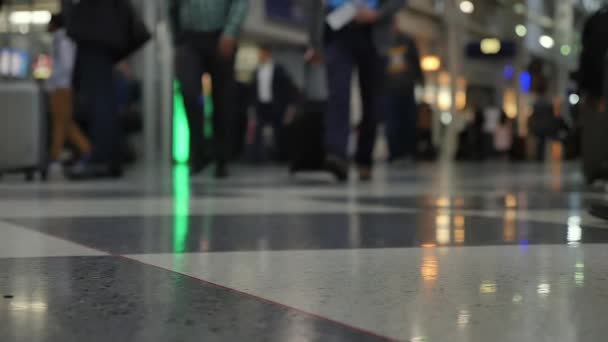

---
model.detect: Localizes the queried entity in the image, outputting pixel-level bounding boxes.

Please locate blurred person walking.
[494,112,513,159]
[416,103,435,161]
[251,46,298,162]
[171,0,249,178]
[528,83,556,162]
[308,0,405,181]
[47,13,92,175]
[62,0,150,179]
[384,20,424,163]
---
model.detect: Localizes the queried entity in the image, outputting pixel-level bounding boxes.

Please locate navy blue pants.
[385,90,417,160]
[73,46,121,166]
[324,33,382,167]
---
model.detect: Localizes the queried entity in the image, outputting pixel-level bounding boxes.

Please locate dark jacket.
[308,0,406,55]
[386,32,423,91]
[251,63,298,112]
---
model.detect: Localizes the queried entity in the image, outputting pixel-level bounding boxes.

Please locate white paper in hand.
[326,3,357,31]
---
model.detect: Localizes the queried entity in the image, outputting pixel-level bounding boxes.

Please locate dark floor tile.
[0,256,385,342]
[13,213,608,255]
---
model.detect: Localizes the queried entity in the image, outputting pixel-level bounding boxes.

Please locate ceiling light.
[539,35,554,49]
[459,1,475,14]
[515,24,527,37]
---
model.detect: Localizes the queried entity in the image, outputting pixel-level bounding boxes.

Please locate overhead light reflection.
[454,215,466,244]
[480,281,497,294]
[421,255,439,282]
[9,301,47,312]
[458,310,471,327]
[567,216,582,246]
[537,283,551,296]
[512,294,523,303]
[575,262,585,287]
[503,210,517,242]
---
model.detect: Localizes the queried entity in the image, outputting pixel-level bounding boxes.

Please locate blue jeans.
[324,34,382,167]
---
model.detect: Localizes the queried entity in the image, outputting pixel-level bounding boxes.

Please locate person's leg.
[536,135,546,161]
[272,108,288,162]
[62,89,92,156]
[384,94,400,161]
[176,43,205,172]
[73,47,120,176]
[355,45,382,172]
[404,91,418,158]
[49,89,69,161]
[324,42,354,161]
[208,44,236,177]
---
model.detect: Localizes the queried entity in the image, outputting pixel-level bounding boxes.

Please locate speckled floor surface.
[1,162,608,341]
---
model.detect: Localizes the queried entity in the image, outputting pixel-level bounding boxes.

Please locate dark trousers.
[253,102,286,162]
[324,32,382,166]
[385,90,417,160]
[536,134,548,161]
[175,31,235,166]
[73,46,121,167]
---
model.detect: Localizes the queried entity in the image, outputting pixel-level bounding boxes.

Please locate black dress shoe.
[325,156,348,182]
[215,163,229,179]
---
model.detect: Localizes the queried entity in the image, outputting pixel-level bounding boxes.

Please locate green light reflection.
[173,165,190,256]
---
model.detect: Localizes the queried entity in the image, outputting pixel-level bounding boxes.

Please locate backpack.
[63,0,150,61]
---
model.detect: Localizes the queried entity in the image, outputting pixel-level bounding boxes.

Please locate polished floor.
[1,162,608,341]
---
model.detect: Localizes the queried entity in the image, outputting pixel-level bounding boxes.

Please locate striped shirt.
[180,0,249,37]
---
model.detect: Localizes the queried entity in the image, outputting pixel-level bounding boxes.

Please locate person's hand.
[305,48,323,65]
[218,35,237,59]
[355,8,379,24]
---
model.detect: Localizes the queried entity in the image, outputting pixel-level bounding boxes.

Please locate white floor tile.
[0,221,105,258]
[130,245,608,342]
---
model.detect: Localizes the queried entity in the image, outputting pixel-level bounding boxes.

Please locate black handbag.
[64,0,130,55]
[118,4,152,61]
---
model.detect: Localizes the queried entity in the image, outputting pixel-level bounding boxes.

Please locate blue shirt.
[327,0,379,10]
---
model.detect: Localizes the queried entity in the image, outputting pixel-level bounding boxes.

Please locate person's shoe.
[358,167,372,182]
[65,163,107,180]
[47,161,64,180]
[325,156,348,182]
[215,163,229,179]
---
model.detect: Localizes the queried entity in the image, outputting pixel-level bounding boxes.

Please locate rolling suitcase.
[288,100,327,173]
[287,62,329,174]
[0,80,47,181]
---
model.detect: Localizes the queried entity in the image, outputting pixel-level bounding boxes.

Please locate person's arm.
[223,0,249,38]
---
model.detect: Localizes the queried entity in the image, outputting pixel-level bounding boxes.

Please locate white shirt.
[257,62,275,103]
